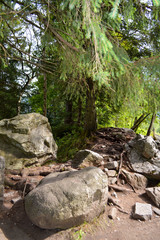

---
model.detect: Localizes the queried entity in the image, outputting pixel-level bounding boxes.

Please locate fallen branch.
[109,184,133,192]
[121,171,136,193]
[108,194,122,208]
[117,207,129,215]
[22,178,28,199]
[108,194,129,215]
[117,150,124,182]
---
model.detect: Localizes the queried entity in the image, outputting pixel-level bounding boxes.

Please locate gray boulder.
[72,149,104,169]
[25,167,108,229]
[0,156,5,204]
[126,134,160,180]
[0,113,57,169]
[146,187,160,208]
[122,169,148,189]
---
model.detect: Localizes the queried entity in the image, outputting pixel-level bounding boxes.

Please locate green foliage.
[153,0,160,7]
[0,60,20,119]
[109,0,121,19]
[1,0,160,140]
[56,127,86,162]
[73,229,85,240]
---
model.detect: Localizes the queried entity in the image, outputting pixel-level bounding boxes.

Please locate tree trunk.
[131,113,150,132]
[77,97,82,125]
[43,72,47,117]
[85,77,97,136]
[17,95,22,115]
[17,76,34,115]
[146,113,156,136]
[65,99,73,124]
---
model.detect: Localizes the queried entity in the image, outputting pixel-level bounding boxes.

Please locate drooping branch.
[6,40,58,67]
[1,1,79,53]
[17,66,36,115]
[29,9,79,52]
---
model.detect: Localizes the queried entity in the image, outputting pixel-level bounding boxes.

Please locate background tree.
[0,0,160,159]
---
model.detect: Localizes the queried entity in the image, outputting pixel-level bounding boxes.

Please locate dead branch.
[117,150,124,182]
[109,184,133,192]
[108,194,122,208]
[22,178,28,199]
[117,207,129,215]
[121,171,136,193]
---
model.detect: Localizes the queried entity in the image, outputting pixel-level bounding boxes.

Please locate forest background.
[0,0,160,161]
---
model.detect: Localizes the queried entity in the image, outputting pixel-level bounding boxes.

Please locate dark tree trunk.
[131,113,150,132]
[77,97,82,125]
[65,99,73,124]
[17,76,33,115]
[147,113,156,136]
[85,77,97,136]
[43,72,47,117]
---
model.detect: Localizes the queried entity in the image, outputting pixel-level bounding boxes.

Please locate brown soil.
[1,127,160,240]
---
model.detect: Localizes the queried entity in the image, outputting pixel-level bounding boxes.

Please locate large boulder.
[25,167,108,230]
[0,113,57,169]
[0,156,5,204]
[126,134,160,180]
[72,149,104,169]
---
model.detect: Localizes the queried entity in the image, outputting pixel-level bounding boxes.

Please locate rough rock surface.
[126,134,160,180]
[122,169,148,189]
[71,149,104,169]
[0,156,5,204]
[25,167,108,230]
[0,113,57,169]
[104,161,119,170]
[133,202,152,221]
[146,187,160,208]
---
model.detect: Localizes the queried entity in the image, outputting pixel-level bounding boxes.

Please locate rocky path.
[1,188,160,240]
[1,127,160,240]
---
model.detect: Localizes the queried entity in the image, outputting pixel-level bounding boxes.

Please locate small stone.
[101,145,106,148]
[153,207,160,216]
[111,191,117,198]
[104,161,119,170]
[108,157,114,162]
[133,202,152,221]
[108,207,117,219]
[121,179,125,185]
[104,168,108,173]
[107,170,117,177]
[108,177,117,185]
[146,187,160,208]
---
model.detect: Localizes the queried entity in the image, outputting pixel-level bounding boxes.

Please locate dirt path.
[1,188,160,240]
[1,127,160,240]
